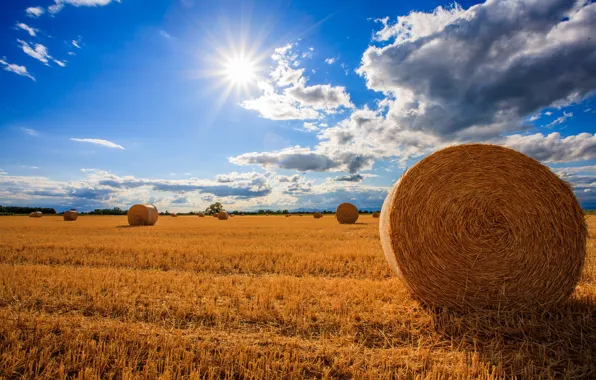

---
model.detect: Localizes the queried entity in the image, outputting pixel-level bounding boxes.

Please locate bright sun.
[224,56,256,85]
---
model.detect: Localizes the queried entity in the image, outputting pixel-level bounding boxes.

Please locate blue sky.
[1,0,595,212]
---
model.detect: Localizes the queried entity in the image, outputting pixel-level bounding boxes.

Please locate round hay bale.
[29,211,42,218]
[313,212,322,219]
[229,214,235,218]
[63,210,78,221]
[336,203,359,224]
[217,211,229,220]
[299,214,303,217]
[372,211,380,218]
[127,204,159,226]
[285,214,291,217]
[171,213,177,217]
[380,144,587,311]
[198,213,205,217]
[212,214,218,218]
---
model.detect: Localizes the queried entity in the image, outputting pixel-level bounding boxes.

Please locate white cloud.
[16,23,38,37]
[502,132,596,163]
[70,138,125,150]
[544,111,573,128]
[17,40,52,65]
[26,7,45,18]
[49,0,120,14]
[303,122,318,132]
[20,127,39,136]
[324,57,336,64]
[0,58,35,81]
[53,60,67,67]
[285,83,353,110]
[0,169,6,175]
[72,40,81,49]
[242,43,353,120]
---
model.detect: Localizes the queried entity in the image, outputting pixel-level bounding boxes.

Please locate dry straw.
[313,212,322,219]
[372,211,380,218]
[29,211,42,218]
[217,211,229,220]
[63,210,78,221]
[380,144,587,311]
[336,203,359,224]
[127,204,159,226]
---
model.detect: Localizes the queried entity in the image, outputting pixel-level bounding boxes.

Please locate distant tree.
[257,209,265,215]
[282,209,289,214]
[205,202,224,215]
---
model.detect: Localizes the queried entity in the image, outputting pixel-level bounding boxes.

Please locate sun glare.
[224,56,256,85]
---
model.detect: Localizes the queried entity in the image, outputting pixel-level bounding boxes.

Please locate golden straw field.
[1,215,595,379]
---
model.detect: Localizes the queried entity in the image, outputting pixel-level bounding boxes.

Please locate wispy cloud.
[49,0,121,15]
[16,23,38,37]
[159,30,172,39]
[72,38,82,49]
[21,165,40,169]
[21,127,39,136]
[0,58,35,81]
[25,7,44,18]
[324,57,336,64]
[70,138,125,150]
[17,40,51,65]
[544,111,573,128]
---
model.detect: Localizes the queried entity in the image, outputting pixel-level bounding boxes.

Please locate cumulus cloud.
[230,147,340,172]
[324,57,336,64]
[70,138,125,149]
[241,43,353,120]
[0,58,35,81]
[16,23,38,37]
[334,174,364,182]
[357,0,596,140]
[26,7,45,18]
[285,84,352,110]
[501,132,596,163]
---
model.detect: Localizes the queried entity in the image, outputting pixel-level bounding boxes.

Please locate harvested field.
[0,215,595,378]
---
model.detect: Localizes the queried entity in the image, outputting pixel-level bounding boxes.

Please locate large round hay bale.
[127,204,159,226]
[380,144,587,311]
[372,211,380,218]
[217,211,229,220]
[313,212,322,219]
[336,203,359,224]
[198,213,205,217]
[29,211,42,218]
[63,210,78,221]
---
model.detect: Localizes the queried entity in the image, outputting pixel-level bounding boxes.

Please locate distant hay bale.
[127,204,159,226]
[29,211,42,218]
[285,214,291,217]
[336,203,359,224]
[171,213,177,217]
[63,210,78,221]
[265,213,269,216]
[212,214,218,218]
[313,212,322,219]
[229,214,235,218]
[217,211,229,220]
[299,214,303,217]
[198,213,205,217]
[380,144,587,311]
[372,211,380,218]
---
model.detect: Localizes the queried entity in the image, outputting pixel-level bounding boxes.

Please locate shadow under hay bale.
[426,296,596,378]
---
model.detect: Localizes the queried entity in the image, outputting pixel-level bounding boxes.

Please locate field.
[0,215,595,379]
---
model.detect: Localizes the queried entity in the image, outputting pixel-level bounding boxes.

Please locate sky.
[0,0,595,212]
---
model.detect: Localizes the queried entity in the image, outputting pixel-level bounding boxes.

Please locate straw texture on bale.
[198,213,205,217]
[336,203,359,224]
[380,144,587,311]
[313,212,322,219]
[372,211,380,218]
[217,211,229,220]
[63,210,78,221]
[127,204,159,226]
[29,211,42,218]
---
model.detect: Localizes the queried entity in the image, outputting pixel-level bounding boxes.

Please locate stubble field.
[0,215,595,379]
